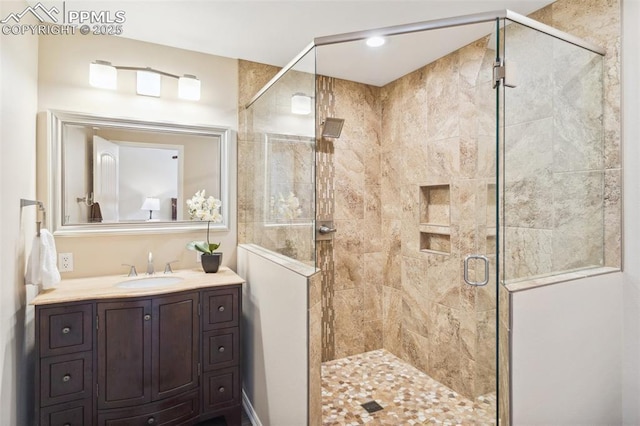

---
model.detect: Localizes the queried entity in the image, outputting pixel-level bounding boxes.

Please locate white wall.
[622,0,640,423]
[37,32,239,277]
[511,273,623,425]
[0,2,39,424]
[237,245,309,426]
[118,145,179,221]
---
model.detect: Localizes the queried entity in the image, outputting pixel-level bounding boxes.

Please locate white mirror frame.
[46,110,231,236]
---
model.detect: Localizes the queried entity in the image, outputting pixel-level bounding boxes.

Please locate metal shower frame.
[245,9,605,108]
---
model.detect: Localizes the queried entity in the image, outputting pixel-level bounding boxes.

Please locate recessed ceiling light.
[366,36,386,47]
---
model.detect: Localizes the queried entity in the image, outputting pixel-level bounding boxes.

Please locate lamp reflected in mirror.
[141,197,160,221]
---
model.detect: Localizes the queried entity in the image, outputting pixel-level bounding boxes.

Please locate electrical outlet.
[58,253,74,272]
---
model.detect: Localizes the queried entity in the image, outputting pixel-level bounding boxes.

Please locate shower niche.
[419,184,451,254]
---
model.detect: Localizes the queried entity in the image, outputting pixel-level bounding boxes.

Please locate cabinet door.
[203,327,239,372]
[152,292,199,401]
[97,300,152,410]
[40,399,92,426]
[98,389,199,426]
[38,303,93,357]
[202,367,241,413]
[40,351,93,407]
[202,286,240,331]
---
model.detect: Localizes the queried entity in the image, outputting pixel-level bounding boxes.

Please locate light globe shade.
[291,93,312,115]
[178,75,201,101]
[89,61,117,90]
[136,70,161,97]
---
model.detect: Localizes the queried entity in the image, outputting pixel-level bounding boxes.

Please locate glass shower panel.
[242,50,317,265]
[315,19,501,424]
[501,21,605,285]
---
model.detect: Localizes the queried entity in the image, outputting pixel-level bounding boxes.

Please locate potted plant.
[186,190,223,273]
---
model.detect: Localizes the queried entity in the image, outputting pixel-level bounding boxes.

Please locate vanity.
[33,268,244,426]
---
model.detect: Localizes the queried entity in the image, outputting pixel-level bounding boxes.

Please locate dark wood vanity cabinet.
[35,284,243,426]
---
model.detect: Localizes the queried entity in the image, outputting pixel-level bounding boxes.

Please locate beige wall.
[37,32,239,277]
[0,2,39,424]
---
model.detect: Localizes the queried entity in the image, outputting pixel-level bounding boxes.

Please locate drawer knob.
[62,374,71,383]
[62,327,71,334]
[63,423,71,426]
[218,305,225,312]
[218,346,225,353]
[147,417,156,425]
[218,386,225,393]
[144,314,151,321]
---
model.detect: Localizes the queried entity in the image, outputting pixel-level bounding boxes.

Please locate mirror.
[47,110,230,235]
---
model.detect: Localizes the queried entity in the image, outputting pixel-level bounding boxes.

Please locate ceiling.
[37,0,555,86]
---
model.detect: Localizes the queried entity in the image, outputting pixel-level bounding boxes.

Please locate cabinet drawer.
[202,286,240,331]
[39,304,93,357]
[202,367,241,413]
[203,327,239,371]
[98,390,199,426]
[40,399,92,426]
[40,352,93,407]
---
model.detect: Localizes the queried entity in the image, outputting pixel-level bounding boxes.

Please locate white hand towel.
[39,229,61,289]
[25,229,61,289]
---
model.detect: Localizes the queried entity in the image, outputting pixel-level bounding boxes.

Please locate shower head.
[321,118,345,139]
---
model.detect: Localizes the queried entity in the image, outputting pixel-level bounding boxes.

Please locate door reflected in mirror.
[48,110,230,235]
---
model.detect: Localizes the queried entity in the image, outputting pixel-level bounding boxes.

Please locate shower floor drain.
[361,400,384,414]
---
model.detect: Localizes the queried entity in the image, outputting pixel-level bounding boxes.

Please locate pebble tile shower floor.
[322,349,496,425]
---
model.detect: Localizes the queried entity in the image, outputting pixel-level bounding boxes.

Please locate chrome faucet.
[146,251,154,275]
[122,263,138,277]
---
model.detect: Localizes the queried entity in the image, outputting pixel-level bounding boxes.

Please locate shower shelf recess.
[419,184,451,255]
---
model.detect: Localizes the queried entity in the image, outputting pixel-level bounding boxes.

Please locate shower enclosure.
[239,9,607,425]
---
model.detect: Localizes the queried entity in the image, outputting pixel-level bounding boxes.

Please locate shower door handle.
[463,254,489,287]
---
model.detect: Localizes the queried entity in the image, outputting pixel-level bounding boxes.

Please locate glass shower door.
[416,21,501,424]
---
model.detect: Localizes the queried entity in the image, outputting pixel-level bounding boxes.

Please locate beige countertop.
[31,267,244,306]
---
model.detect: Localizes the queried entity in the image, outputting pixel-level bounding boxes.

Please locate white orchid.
[186,190,223,254]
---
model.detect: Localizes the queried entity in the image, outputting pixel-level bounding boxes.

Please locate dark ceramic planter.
[201,253,222,273]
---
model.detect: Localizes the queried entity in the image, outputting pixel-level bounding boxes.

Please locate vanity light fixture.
[178,75,201,101]
[89,60,117,90]
[366,36,386,47]
[140,197,160,220]
[89,60,201,101]
[136,69,162,97]
[291,93,312,115]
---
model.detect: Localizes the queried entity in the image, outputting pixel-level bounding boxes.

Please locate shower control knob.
[318,225,337,235]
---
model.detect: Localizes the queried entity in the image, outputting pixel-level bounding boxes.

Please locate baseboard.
[242,389,262,426]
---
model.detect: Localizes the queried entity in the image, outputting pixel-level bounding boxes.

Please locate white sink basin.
[116,276,184,289]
